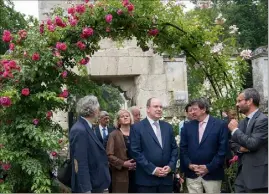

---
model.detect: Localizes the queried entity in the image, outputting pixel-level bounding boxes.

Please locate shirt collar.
[247,109,259,120]
[200,115,210,124]
[99,124,107,130]
[147,116,159,125]
[81,116,93,129]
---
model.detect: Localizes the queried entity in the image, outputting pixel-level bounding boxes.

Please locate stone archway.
[39,1,189,120]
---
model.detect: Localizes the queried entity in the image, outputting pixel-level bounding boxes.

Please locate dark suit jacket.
[130,118,178,186]
[95,125,114,145]
[180,115,228,180]
[106,129,129,192]
[69,117,111,193]
[231,110,268,190]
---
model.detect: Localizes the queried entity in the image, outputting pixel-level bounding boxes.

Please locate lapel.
[79,117,105,151]
[143,119,162,149]
[199,116,215,146]
[192,121,200,147]
[159,121,166,149]
[95,126,103,143]
[246,111,261,135]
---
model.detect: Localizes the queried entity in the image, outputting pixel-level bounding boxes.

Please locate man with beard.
[130,97,178,193]
[69,95,111,193]
[228,88,268,193]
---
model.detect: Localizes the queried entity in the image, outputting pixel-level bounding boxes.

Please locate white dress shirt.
[99,125,108,139]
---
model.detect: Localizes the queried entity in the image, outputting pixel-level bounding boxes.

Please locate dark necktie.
[102,128,107,139]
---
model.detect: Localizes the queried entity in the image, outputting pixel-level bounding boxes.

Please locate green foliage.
[0,0,248,192]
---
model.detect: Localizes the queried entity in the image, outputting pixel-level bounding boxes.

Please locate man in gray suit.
[228,88,268,193]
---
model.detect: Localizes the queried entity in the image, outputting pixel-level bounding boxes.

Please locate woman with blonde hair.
[106,109,136,193]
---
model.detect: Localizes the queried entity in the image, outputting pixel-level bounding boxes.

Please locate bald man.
[130,106,141,123]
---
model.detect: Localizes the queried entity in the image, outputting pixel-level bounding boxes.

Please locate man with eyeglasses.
[228,88,268,193]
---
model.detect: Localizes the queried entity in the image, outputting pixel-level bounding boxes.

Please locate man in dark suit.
[180,98,228,193]
[69,95,111,193]
[228,88,268,193]
[130,97,178,193]
[95,111,114,146]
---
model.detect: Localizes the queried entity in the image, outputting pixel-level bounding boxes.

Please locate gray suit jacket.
[231,110,268,190]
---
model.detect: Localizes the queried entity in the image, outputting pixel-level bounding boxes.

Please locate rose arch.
[0,0,248,192]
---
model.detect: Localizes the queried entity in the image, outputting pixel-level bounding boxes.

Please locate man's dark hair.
[190,98,210,114]
[146,97,156,107]
[242,88,260,107]
[185,103,192,112]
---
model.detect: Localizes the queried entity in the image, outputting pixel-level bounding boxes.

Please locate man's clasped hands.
[189,164,209,177]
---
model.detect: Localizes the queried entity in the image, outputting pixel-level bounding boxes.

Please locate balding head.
[129,106,141,123]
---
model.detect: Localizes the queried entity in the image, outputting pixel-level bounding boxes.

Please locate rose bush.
[0,0,249,192]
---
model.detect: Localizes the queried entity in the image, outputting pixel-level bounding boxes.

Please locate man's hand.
[123,159,136,169]
[189,164,199,171]
[154,167,166,177]
[228,119,238,132]
[239,146,250,153]
[195,165,209,177]
[162,166,171,175]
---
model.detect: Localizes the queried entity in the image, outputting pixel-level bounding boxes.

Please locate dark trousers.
[137,185,173,193]
[235,169,268,193]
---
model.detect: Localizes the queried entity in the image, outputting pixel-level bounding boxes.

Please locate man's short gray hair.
[99,111,109,119]
[242,88,260,106]
[129,106,140,113]
[76,95,100,117]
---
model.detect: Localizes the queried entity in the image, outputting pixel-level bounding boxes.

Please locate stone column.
[251,46,268,113]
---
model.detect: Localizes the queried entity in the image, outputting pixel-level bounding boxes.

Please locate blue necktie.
[102,128,107,139]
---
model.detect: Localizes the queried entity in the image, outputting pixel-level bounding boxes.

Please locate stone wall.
[251,46,268,113]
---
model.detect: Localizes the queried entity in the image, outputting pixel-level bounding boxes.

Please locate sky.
[12,0,195,20]
[12,0,39,19]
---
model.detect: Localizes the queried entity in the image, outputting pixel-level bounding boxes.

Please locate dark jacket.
[231,111,268,190]
[180,115,228,180]
[69,117,111,193]
[130,118,178,186]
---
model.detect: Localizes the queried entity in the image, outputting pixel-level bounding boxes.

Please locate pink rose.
[79,57,89,65]
[76,41,86,50]
[105,14,113,23]
[85,0,89,3]
[0,97,11,107]
[117,9,123,15]
[122,0,129,7]
[68,7,76,15]
[82,27,94,38]
[21,88,30,96]
[2,163,11,171]
[61,70,68,78]
[2,71,13,78]
[8,60,17,69]
[39,23,44,34]
[69,18,78,27]
[127,3,134,12]
[9,43,15,50]
[148,28,159,36]
[76,4,86,14]
[59,90,69,98]
[55,16,66,28]
[56,42,67,51]
[46,111,53,118]
[23,51,28,57]
[32,53,40,61]
[2,30,12,42]
[47,24,56,32]
[33,119,39,125]
[46,19,53,25]
[18,29,27,39]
